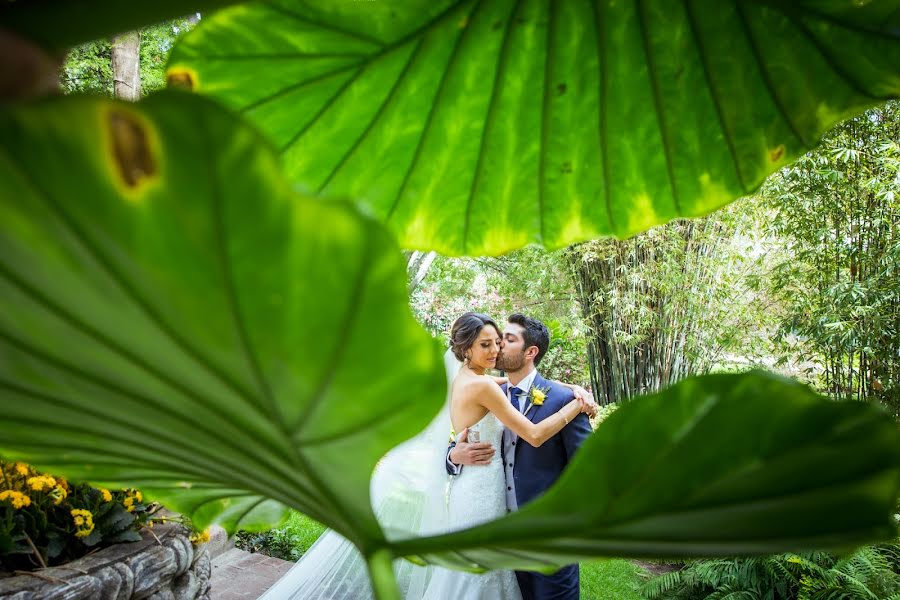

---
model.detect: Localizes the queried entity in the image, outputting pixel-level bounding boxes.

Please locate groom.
[447,313,594,600]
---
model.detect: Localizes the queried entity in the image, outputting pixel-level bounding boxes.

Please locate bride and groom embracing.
[431,312,597,600]
[261,312,597,600]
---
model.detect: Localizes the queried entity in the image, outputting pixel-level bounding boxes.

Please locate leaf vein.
[316,37,426,195]
[463,0,521,253]
[636,0,682,216]
[682,0,748,191]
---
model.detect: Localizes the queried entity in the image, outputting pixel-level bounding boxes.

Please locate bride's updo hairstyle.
[450,312,501,362]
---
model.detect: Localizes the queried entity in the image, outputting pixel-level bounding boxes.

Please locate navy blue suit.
[448,372,593,600]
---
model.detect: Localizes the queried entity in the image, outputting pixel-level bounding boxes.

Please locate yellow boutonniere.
[526,385,550,412]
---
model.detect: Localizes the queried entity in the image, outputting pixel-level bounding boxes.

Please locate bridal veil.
[259,349,461,599]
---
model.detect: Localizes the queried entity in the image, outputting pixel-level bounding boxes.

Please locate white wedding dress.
[260,350,521,599]
[420,409,522,599]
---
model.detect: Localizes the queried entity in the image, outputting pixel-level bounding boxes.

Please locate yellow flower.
[70,509,94,538]
[530,388,546,406]
[50,485,68,505]
[134,490,143,503]
[123,497,135,512]
[99,488,112,503]
[0,490,31,509]
[14,463,30,476]
[190,528,211,545]
[27,475,57,492]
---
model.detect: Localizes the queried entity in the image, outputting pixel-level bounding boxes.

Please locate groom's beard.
[497,350,525,373]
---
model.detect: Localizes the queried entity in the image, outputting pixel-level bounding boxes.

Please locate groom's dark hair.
[508,313,550,366]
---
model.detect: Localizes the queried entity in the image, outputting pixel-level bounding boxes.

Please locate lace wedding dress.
[420,410,522,600]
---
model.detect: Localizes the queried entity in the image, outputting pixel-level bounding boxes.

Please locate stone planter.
[0,523,210,600]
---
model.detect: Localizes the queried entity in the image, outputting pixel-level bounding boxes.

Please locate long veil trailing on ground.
[259,349,461,599]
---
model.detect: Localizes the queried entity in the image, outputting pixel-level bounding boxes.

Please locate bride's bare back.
[450,368,492,432]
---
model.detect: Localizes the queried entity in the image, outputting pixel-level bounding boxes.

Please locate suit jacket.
[502,372,592,508]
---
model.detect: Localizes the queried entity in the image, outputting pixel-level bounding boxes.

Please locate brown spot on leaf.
[166,69,195,91]
[561,161,573,174]
[769,144,786,163]
[556,83,567,96]
[108,110,156,189]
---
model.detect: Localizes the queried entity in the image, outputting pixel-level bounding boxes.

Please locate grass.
[581,559,648,600]
[281,511,327,552]
[278,511,648,598]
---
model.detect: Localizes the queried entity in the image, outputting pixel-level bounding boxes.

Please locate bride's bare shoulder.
[454,373,497,397]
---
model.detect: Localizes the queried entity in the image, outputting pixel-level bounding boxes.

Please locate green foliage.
[567,199,778,403]
[235,511,327,561]
[640,542,900,600]
[168,0,900,255]
[410,246,590,385]
[0,461,149,572]
[590,402,619,428]
[761,102,900,407]
[140,20,197,94]
[60,19,196,97]
[60,40,113,95]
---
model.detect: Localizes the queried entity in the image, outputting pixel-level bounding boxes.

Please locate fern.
[641,568,686,599]
[642,541,900,600]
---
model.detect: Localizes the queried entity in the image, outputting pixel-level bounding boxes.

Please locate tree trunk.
[406,250,437,294]
[567,218,731,404]
[111,32,140,100]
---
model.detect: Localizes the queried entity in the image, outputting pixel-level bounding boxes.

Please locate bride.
[260,312,592,599]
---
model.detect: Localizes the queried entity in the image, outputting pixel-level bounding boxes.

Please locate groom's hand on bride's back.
[450,428,496,466]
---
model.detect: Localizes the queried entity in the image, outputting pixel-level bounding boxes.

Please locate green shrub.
[235,511,327,562]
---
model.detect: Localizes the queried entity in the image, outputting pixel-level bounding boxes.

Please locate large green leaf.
[0,91,445,548]
[167,0,900,256]
[391,371,900,571]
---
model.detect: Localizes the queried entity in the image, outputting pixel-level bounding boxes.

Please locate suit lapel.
[523,372,546,423]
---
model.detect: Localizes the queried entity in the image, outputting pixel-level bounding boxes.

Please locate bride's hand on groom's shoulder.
[570,385,599,418]
[569,384,593,404]
[449,428,496,466]
[556,380,597,414]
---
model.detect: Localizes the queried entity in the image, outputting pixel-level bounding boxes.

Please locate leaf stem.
[366,549,400,600]
[23,532,47,570]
